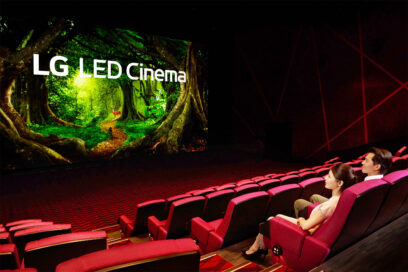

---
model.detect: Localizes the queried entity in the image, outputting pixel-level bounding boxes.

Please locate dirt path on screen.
[90,120,128,158]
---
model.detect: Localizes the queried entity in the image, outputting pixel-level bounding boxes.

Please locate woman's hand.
[297,217,307,229]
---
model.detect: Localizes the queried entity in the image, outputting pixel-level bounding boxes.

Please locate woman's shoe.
[241,248,268,260]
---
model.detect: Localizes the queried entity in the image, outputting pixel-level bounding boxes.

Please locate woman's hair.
[331,163,356,191]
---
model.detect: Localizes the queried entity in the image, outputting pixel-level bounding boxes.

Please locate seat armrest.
[157,226,168,240]
[118,215,133,237]
[147,216,163,238]
[190,217,215,246]
[268,217,309,257]
[308,203,320,217]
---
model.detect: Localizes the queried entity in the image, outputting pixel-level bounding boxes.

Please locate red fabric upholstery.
[280,175,299,185]
[191,191,269,254]
[390,157,408,172]
[298,168,312,173]
[286,171,298,176]
[265,184,301,218]
[148,196,205,240]
[298,177,325,201]
[164,194,193,216]
[266,179,389,271]
[14,224,72,262]
[202,189,235,221]
[0,227,5,233]
[0,244,19,270]
[5,220,42,229]
[271,173,285,179]
[366,170,408,227]
[216,183,236,191]
[395,146,407,157]
[9,222,53,236]
[24,231,107,272]
[298,171,316,181]
[118,198,166,237]
[236,179,255,186]
[258,179,281,191]
[192,188,215,197]
[251,176,268,182]
[233,183,259,196]
[314,167,329,177]
[55,238,200,272]
[0,232,12,244]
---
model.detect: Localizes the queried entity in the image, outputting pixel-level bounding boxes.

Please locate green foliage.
[115,120,158,145]
[28,122,109,151]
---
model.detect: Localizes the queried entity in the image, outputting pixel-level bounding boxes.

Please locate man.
[294,147,392,217]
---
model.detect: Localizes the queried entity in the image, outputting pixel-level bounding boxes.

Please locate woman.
[242,163,356,259]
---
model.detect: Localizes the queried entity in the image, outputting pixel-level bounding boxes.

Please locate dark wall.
[230,2,407,160]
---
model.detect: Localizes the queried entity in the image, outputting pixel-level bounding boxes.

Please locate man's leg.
[294,199,313,218]
[310,194,328,204]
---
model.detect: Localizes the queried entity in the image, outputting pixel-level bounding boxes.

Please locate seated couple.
[242,147,392,259]
[242,163,356,259]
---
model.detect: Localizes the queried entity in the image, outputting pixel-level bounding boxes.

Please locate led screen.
[0,17,208,171]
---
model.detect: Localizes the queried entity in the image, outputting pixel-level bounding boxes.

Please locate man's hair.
[368,147,392,174]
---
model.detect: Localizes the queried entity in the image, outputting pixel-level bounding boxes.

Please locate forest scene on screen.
[0,17,208,171]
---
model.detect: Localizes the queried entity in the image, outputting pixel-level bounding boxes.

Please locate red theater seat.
[233,183,259,196]
[390,156,407,172]
[9,222,53,237]
[286,171,299,176]
[0,227,5,233]
[202,190,235,222]
[14,224,72,261]
[216,183,236,191]
[314,167,329,177]
[265,179,389,272]
[0,232,12,244]
[55,238,200,272]
[258,179,281,191]
[366,170,408,227]
[192,188,215,197]
[118,199,166,237]
[0,244,19,270]
[280,175,299,185]
[298,168,313,173]
[5,220,42,231]
[394,146,407,157]
[236,179,255,186]
[191,191,269,254]
[148,196,205,240]
[164,193,192,216]
[24,231,107,272]
[298,177,325,201]
[251,176,268,182]
[298,171,316,181]
[265,184,301,218]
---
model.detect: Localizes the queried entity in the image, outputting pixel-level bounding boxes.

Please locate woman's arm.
[298,209,325,231]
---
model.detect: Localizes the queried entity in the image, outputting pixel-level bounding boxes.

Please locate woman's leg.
[246,233,267,254]
[276,214,298,225]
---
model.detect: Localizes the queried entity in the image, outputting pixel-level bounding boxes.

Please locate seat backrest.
[132,199,166,235]
[192,188,215,197]
[313,179,389,255]
[9,222,53,237]
[315,167,329,177]
[24,231,107,272]
[265,184,301,218]
[298,171,316,181]
[202,189,235,222]
[0,232,11,244]
[236,179,255,186]
[5,219,42,230]
[14,224,72,261]
[353,166,366,182]
[165,194,192,216]
[252,176,268,182]
[216,183,236,191]
[216,192,269,247]
[280,175,299,185]
[298,177,325,201]
[234,184,259,197]
[258,179,281,191]
[165,196,205,239]
[55,238,200,272]
[364,170,408,235]
[0,244,19,270]
[390,157,408,172]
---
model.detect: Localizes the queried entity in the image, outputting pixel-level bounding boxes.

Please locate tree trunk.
[119,81,144,121]
[112,41,207,159]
